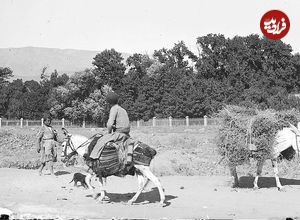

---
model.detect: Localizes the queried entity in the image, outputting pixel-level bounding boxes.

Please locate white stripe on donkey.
[61,129,165,205]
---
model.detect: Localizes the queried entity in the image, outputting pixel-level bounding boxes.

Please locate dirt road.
[1,168,300,219]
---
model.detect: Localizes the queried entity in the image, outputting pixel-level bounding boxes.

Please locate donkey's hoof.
[278,186,285,192]
[231,183,239,188]
[98,195,105,201]
[97,199,110,204]
[93,193,99,199]
[127,200,134,205]
[103,196,110,201]
[253,186,259,190]
[159,201,165,207]
[97,196,110,204]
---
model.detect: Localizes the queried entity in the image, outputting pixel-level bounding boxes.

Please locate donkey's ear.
[62,127,69,136]
[289,123,300,136]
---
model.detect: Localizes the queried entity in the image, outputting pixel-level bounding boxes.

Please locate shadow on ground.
[54,170,71,176]
[87,188,177,207]
[238,176,300,188]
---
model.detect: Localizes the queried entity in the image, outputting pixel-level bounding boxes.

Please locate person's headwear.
[43,113,52,121]
[106,92,119,105]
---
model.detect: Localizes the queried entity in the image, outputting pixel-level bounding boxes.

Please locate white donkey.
[61,130,165,205]
[230,123,300,190]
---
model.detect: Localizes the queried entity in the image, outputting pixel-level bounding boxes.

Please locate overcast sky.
[0,0,299,54]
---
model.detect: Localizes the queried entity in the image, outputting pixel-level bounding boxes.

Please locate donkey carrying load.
[60,128,165,205]
[217,105,300,190]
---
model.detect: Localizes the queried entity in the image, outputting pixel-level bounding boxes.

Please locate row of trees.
[1,34,300,125]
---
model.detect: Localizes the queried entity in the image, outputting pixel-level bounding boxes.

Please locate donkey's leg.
[95,177,107,203]
[128,171,149,205]
[135,165,165,205]
[99,176,109,201]
[229,165,239,187]
[253,159,265,189]
[85,173,93,189]
[271,158,283,191]
[85,173,98,199]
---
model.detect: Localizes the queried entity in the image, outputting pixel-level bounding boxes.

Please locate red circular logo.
[260,10,290,40]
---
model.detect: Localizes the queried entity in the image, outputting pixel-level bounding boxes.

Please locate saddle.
[85,133,129,159]
[85,141,127,177]
[84,134,157,177]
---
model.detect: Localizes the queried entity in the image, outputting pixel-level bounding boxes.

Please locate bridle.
[61,127,82,162]
[61,131,103,163]
[62,136,77,158]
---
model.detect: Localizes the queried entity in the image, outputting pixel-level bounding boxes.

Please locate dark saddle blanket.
[84,133,157,177]
[85,141,126,177]
[87,133,128,159]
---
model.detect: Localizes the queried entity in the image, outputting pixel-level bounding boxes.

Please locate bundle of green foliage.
[217,105,300,166]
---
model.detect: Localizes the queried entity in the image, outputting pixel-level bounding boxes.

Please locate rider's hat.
[106,92,119,105]
[43,113,52,121]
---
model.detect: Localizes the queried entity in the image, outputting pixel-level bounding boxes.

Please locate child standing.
[36,114,58,176]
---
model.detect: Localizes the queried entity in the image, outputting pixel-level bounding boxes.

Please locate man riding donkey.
[85,91,135,175]
[36,114,59,176]
[61,92,162,204]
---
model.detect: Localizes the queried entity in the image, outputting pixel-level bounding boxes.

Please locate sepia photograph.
[1,0,300,219]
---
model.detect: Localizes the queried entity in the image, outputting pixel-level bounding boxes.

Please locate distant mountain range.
[0,47,130,81]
